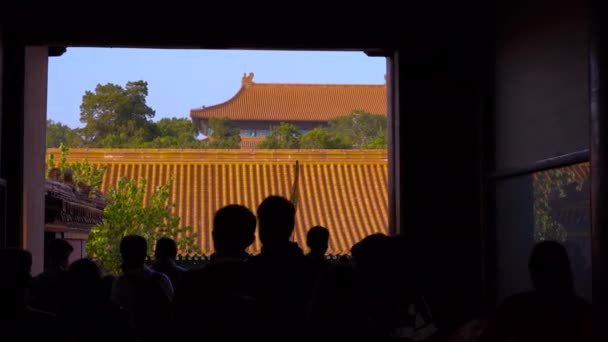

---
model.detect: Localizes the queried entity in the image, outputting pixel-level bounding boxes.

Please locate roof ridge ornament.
[242,72,255,87]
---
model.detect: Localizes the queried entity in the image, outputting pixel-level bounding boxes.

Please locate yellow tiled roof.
[190,73,387,122]
[48,149,388,255]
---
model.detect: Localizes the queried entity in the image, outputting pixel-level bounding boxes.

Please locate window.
[494,162,591,303]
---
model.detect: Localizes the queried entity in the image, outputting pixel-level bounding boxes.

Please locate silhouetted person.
[29,238,73,314]
[173,204,260,342]
[62,258,135,342]
[0,248,61,341]
[390,234,441,341]
[307,226,329,256]
[352,234,438,342]
[112,235,173,342]
[339,255,351,264]
[211,204,256,260]
[102,274,116,299]
[481,240,592,342]
[308,262,378,342]
[250,196,315,341]
[174,260,261,342]
[306,226,330,274]
[151,237,186,290]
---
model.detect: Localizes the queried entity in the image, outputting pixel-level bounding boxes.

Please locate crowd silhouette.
[0,195,593,341]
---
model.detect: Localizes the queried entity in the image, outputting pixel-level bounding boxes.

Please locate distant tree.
[144,117,205,148]
[80,81,157,147]
[300,127,351,149]
[157,117,199,138]
[257,122,301,149]
[329,110,387,149]
[206,136,241,148]
[363,129,387,149]
[46,120,83,148]
[205,117,241,148]
[208,117,239,139]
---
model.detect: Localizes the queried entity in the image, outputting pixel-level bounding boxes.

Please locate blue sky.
[48,48,386,128]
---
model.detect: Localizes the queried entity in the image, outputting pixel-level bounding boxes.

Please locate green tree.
[300,127,351,149]
[156,117,198,138]
[257,122,301,149]
[329,110,387,148]
[86,176,200,274]
[206,136,241,148]
[46,120,83,148]
[80,81,157,147]
[206,117,241,148]
[363,129,388,149]
[144,117,206,148]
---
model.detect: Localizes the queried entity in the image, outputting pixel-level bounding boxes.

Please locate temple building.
[190,73,387,148]
[44,175,105,263]
[48,148,389,255]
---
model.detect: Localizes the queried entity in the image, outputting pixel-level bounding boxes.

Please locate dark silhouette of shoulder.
[485,291,592,342]
[482,241,593,342]
[174,259,261,341]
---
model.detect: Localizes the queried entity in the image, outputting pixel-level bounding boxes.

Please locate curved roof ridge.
[190,76,387,122]
[190,82,386,113]
[192,85,248,113]
[250,82,386,87]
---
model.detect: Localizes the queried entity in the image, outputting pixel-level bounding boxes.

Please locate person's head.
[0,248,32,304]
[46,238,73,270]
[307,226,329,255]
[257,196,296,247]
[155,237,178,260]
[67,258,102,297]
[120,235,148,270]
[68,258,101,284]
[529,240,574,295]
[213,205,256,255]
[351,233,395,275]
